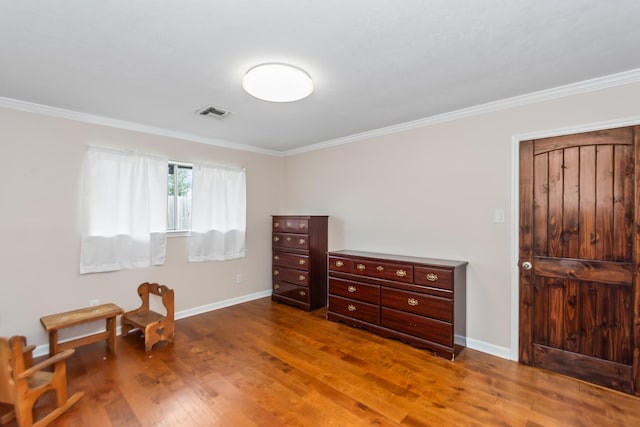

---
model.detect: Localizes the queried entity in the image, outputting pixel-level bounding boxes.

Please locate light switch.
[494,209,505,223]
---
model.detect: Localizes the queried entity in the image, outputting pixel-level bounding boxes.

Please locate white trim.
[32,290,272,357]
[2,69,640,158]
[509,115,640,362]
[285,68,640,156]
[465,337,511,360]
[0,97,282,157]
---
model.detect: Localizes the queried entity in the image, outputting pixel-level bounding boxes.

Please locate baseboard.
[33,291,513,363]
[33,290,272,358]
[464,337,512,360]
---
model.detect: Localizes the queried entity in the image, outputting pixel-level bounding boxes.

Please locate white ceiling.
[1,1,640,153]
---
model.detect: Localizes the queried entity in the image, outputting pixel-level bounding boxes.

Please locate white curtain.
[80,147,168,274]
[189,163,246,262]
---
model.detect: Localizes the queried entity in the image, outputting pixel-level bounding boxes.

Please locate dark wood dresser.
[272,216,328,311]
[327,250,467,360]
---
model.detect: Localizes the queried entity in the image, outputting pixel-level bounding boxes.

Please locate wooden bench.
[122,283,174,351]
[40,303,124,357]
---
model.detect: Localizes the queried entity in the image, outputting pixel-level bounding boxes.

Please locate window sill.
[167,230,190,238]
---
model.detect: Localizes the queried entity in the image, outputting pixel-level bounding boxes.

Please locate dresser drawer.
[273,252,309,270]
[329,295,380,324]
[328,256,353,273]
[414,266,453,290]
[352,259,413,283]
[273,266,309,286]
[273,233,309,251]
[381,288,452,322]
[329,277,379,304]
[273,282,310,303]
[273,217,309,233]
[381,307,452,347]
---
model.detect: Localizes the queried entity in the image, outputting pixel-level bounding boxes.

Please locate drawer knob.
[299,239,306,245]
[299,223,306,229]
[347,285,356,293]
[299,259,306,265]
[347,304,356,312]
[273,270,279,276]
[376,266,384,272]
[274,236,280,242]
[408,298,419,307]
[299,275,306,281]
[396,269,407,278]
[274,284,280,289]
[299,290,306,296]
[357,264,366,271]
[286,237,291,242]
[274,255,280,261]
[274,222,280,228]
[426,273,438,282]
[336,260,344,267]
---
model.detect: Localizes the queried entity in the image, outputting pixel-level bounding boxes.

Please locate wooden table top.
[40,303,124,331]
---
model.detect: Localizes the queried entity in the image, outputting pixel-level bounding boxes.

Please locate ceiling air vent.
[196,105,232,119]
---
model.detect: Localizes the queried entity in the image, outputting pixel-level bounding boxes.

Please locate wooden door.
[519,126,640,395]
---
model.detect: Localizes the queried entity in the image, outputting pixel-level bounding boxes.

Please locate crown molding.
[0,97,283,157]
[284,67,640,156]
[3,67,640,158]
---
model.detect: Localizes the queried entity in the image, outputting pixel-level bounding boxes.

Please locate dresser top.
[328,250,468,268]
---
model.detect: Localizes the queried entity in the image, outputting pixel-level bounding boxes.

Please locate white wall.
[0,107,284,349]
[282,81,640,358]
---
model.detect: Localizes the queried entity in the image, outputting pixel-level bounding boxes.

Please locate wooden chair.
[121,282,175,351]
[0,336,83,427]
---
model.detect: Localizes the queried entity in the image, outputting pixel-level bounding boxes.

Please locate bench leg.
[48,330,58,357]
[106,316,117,354]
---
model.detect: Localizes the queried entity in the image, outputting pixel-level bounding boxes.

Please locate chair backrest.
[138,282,174,320]
[0,336,21,405]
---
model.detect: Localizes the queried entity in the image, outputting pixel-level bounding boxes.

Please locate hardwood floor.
[2,297,639,426]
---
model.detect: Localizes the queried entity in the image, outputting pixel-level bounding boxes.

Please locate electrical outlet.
[89,299,100,307]
[236,273,243,284]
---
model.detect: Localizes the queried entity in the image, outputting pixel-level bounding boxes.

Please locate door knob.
[522,261,532,270]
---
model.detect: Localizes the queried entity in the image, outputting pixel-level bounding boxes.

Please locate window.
[167,162,192,231]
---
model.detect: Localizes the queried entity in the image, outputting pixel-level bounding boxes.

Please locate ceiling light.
[242,63,314,102]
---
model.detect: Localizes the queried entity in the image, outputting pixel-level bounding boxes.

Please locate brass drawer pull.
[347,304,356,312]
[274,236,280,242]
[299,275,306,281]
[376,266,384,272]
[347,285,356,293]
[336,260,344,267]
[273,270,279,276]
[274,284,280,289]
[357,264,366,271]
[426,273,438,282]
[408,298,418,307]
[299,290,306,296]
[396,269,407,278]
[299,259,306,265]
[274,255,280,261]
[286,237,291,242]
[299,223,306,229]
[299,239,306,245]
[274,222,280,228]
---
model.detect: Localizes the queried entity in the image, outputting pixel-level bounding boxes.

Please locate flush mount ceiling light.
[242,63,314,102]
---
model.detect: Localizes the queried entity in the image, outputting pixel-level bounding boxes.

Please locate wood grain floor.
[3,297,639,426]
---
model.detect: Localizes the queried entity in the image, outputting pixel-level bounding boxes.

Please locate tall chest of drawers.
[327,250,467,360]
[272,216,328,311]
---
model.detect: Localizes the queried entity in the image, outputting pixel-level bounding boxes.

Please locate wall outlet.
[236,273,243,284]
[89,299,100,307]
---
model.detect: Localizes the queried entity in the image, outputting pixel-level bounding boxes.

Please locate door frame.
[509,116,640,361]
